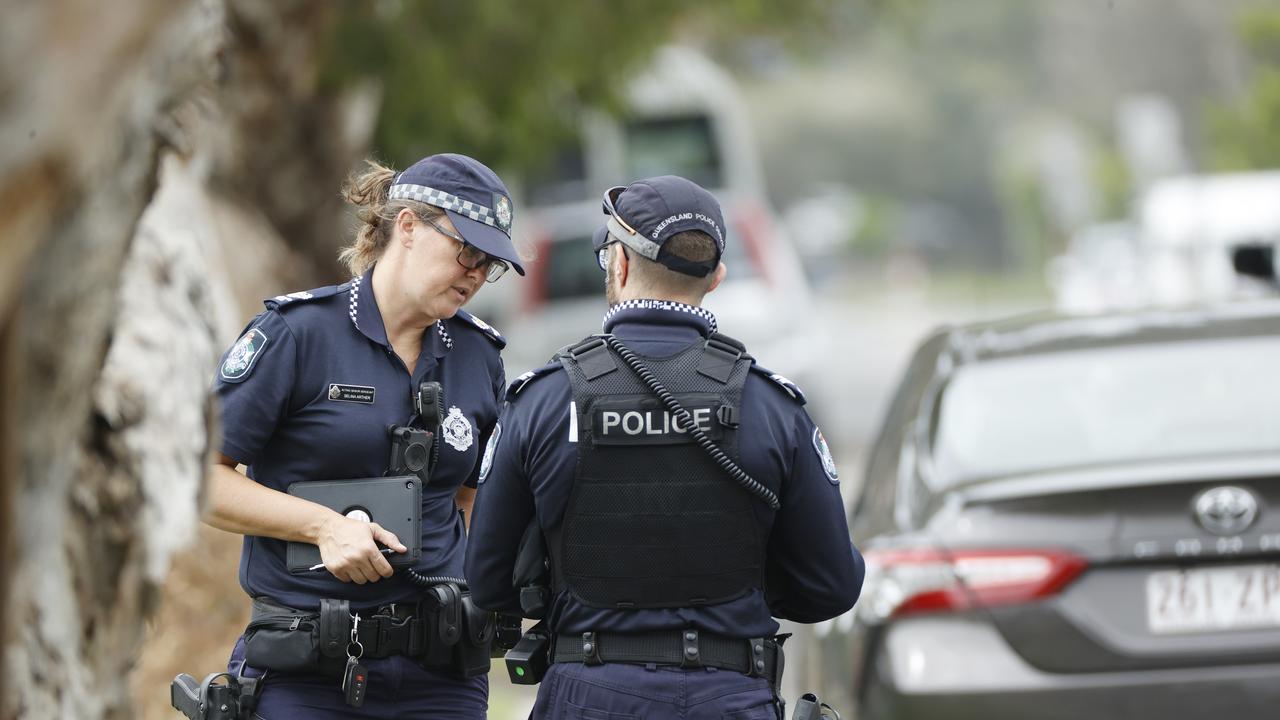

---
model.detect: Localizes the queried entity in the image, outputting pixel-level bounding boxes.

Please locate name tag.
[328,383,376,404]
[590,397,724,446]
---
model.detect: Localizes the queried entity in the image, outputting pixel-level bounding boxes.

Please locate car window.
[544,234,603,301]
[522,141,589,206]
[851,331,949,538]
[623,115,723,190]
[930,335,1280,488]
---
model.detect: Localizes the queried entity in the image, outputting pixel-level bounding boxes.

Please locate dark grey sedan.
[827,301,1280,719]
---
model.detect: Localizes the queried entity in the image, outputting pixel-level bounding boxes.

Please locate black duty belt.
[553,630,783,684]
[355,603,422,659]
[249,598,424,660]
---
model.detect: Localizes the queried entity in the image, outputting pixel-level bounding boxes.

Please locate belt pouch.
[242,598,320,673]
[420,584,462,670]
[454,593,495,678]
[318,598,352,660]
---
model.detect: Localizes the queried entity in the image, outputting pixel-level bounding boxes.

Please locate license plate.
[1146,563,1280,634]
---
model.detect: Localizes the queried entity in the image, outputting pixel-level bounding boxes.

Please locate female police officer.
[204,153,523,719]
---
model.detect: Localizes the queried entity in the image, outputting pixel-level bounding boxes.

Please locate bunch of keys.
[343,614,368,708]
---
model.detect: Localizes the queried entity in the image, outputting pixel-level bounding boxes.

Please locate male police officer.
[466,176,863,719]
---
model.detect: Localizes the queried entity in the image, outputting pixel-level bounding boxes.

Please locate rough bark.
[1,1,228,716]
[0,0,348,717]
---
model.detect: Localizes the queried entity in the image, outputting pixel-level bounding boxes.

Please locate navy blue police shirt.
[466,301,864,638]
[214,268,506,611]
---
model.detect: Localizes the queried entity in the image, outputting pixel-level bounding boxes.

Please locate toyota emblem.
[1193,486,1259,535]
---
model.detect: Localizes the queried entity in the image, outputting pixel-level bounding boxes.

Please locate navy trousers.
[532,662,778,720]
[227,636,488,719]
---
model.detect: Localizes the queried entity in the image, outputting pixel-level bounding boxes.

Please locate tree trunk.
[0,1,348,717]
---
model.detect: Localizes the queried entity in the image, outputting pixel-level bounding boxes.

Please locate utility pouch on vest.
[242,597,322,673]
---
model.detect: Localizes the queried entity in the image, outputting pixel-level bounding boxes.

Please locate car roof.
[938,299,1280,365]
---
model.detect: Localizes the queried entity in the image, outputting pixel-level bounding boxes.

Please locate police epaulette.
[506,362,561,400]
[750,365,807,405]
[263,283,349,311]
[453,309,506,349]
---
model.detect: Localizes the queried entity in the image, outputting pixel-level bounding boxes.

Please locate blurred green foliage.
[317,0,873,173]
[1208,7,1280,169]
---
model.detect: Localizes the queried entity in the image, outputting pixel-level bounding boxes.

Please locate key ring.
[347,613,364,659]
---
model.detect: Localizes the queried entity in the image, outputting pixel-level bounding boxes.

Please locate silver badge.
[1194,486,1258,535]
[494,193,513,233]
[478,421,502,483]
[220,328,269,381]
[812,426,839,484]
[442,406,474,452]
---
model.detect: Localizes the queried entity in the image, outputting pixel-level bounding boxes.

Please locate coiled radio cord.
[602,335,781,510]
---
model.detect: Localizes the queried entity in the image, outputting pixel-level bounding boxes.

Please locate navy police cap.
[389,153,525,276]
[598,175,726,278]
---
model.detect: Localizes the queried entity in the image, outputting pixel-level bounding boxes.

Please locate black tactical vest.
[547,333,767,609]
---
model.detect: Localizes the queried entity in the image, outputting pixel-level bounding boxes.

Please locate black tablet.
[285,475,422,573]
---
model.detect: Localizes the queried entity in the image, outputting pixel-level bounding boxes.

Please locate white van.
[494,46,822,389]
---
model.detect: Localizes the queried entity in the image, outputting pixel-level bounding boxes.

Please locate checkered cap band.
[388,183,508,236]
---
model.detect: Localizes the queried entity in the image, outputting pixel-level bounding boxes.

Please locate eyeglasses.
[423,217,510,283]
[596,237,619,272]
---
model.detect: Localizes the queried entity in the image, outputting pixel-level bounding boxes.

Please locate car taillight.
[858,548,1088,623]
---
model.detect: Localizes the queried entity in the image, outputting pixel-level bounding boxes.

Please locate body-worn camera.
[388,426,433,481]
[388,382,445,485]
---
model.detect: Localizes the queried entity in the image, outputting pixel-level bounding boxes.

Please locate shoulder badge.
[220,327,269,382]
[263,283,348,311]
[812,426,839,484]
[506,362,562,401]
[750,365,807,405]
[477,421,502,483]
[453,310,506,349]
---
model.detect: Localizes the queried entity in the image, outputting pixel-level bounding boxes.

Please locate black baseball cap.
[388,153,525,275]
[594,175,727,277]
